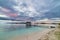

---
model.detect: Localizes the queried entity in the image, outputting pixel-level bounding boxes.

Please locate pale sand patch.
[10,29,55,40]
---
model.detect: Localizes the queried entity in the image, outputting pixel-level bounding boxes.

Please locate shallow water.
[0,24,47,40]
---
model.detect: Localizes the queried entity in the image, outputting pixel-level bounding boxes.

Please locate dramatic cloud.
[13,0,60,17]
[0,0,60,20]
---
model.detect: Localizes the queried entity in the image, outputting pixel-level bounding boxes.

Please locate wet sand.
[10,29,55,40]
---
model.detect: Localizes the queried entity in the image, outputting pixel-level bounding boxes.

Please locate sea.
[0,23,47,40]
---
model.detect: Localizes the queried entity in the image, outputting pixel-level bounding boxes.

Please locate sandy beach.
[10,29,55,40]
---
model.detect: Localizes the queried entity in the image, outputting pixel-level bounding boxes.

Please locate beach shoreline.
[10,29,55,40]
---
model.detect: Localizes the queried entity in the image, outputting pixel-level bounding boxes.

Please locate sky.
[0,0,60,20]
